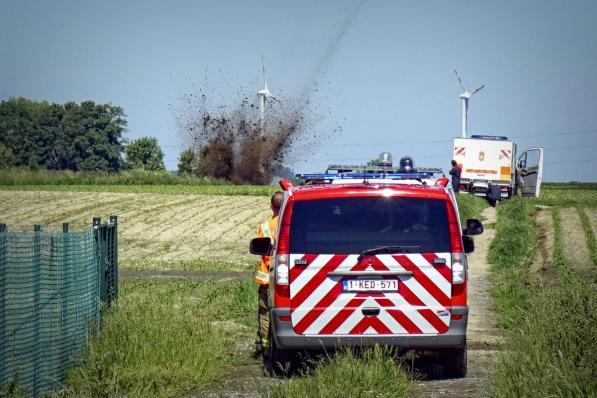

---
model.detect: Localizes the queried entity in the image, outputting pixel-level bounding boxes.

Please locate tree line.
[0,97,165,172]
[0,97,294,181]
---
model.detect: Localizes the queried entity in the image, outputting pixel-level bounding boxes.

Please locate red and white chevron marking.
[454,147,466,156]
[289,253,452,336]
[499,149,511,159]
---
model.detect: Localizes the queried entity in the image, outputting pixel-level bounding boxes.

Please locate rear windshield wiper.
[358,245,420,261]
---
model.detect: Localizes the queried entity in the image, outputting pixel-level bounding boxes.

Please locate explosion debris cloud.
[175,1,364,184]
[176,89,307,185]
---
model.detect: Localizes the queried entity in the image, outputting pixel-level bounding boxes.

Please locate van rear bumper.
[270,306,468,350]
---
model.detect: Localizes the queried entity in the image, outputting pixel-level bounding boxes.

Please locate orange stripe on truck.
[465,169,497,174]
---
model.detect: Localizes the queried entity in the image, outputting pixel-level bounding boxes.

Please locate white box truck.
[452,135,544,198]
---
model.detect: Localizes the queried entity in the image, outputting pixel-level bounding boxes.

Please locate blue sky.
[1,0,596,181]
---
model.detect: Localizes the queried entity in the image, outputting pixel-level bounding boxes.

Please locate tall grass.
[0,168,229,186]
[533,185,597,207]
[489,197,597,396]
[65,278,256,397]
[487,197,535,328]
[577,207,597,268]
[0,169,278,196]
[264,347,411,398]
[493,280,597,397]
[550,207,574,282]
[455,193,488,224]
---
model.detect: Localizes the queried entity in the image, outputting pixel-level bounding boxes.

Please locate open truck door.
[516,148,544,197]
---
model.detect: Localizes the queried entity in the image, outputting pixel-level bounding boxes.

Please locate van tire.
[265,338,297,377]
[440,345,467,378]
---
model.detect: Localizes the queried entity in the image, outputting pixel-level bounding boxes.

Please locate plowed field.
[0,190,270,271]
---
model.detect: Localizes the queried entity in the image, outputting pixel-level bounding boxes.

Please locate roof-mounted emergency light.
[378,152,393,167]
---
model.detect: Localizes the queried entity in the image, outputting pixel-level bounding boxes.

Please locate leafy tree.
[0,143,13,169]
[178,148,199,175]
[0,97,127,172]
[124,137,165,171]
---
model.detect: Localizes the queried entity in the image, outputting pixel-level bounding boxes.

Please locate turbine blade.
[454,70,466,92]
[471,84,485,95]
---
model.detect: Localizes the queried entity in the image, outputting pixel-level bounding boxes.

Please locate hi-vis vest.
[255,216,278,285]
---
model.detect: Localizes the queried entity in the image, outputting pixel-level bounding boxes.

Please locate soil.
[559,208,593,277]
[413,206,500,398]
[531,206,557,283]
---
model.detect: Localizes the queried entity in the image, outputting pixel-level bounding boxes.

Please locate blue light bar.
[296,172,435,181]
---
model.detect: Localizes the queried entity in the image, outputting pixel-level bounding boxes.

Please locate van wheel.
[265,338,297,377]
[440,345,467,378]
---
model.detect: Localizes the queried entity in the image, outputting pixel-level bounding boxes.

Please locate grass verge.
[264,347,410,398]
[487,197,535,328]
[65,278,256,397]
[489,197,597,396]
[550,207,574,282]
[456,193,488,224]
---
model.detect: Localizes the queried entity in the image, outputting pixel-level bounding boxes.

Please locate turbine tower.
[454,70,485,138]
[257,55,279,132]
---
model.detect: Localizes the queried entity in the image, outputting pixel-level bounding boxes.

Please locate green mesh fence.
[0,218,117,397]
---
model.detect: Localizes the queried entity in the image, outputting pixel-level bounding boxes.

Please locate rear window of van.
[290,197,450,254]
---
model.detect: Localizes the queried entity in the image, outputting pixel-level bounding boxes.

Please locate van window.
[290,197,450,254]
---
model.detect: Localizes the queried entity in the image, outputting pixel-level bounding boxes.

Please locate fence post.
[59,223,69,381]
[0,223,6,385]
[110,215,118,302]
[93,218,107,306]
[33,224,41,396]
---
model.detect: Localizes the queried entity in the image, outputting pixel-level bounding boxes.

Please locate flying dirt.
[175,1,365,185]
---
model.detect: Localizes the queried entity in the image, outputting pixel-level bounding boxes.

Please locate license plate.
[343,279,398,292]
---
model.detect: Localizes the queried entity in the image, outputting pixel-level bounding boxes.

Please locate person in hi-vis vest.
[254,191,283,356]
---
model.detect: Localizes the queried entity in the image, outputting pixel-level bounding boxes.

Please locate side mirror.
[463,219,484,235]
[463,236,475,254]
[250,237,273,256]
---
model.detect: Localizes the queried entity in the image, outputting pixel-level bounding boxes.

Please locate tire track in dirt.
[531,206,557,283]
[414,206,500,398]
[559,208,593,278]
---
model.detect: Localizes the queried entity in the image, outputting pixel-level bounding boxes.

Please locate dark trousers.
[256,285,270,346]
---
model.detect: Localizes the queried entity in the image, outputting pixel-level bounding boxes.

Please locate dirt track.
[414,206,499,397]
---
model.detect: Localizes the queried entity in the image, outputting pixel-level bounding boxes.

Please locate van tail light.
[275,254,289,285]
[451,253,465,284]
[446,200,467,306]
[273,202,292,307]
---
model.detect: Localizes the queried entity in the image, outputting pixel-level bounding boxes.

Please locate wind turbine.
[454,70,485,138]
[257,55,280,132]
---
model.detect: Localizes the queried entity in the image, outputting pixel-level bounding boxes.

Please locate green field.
[2,181,596,397]
[489,192,597,397]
